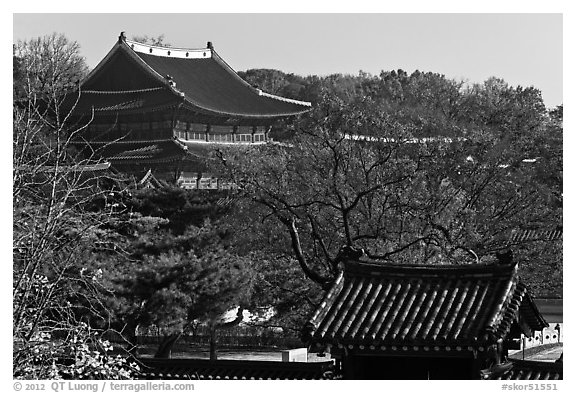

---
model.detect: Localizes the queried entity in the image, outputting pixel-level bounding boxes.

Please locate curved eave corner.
[257,89,312,108]
[210,49,312,115]
[209,48,312,110]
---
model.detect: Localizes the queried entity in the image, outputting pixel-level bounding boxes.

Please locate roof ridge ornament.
[119,31,126,43]
[126,38,212,59]
[165,74,175,87]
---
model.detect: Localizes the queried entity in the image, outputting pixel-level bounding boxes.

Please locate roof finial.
[119,32,126,43]
[207,41,214,50]
[165,74,176,88]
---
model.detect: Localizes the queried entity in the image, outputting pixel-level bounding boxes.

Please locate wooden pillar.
[205,124,211,142]
[265,125,272,142]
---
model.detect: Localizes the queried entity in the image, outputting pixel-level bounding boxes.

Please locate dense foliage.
[230,69,562,303]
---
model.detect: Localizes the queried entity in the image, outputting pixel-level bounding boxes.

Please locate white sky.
[12,13,563,108]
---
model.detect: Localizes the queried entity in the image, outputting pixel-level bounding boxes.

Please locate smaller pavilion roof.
[304,260,547,353]
[138,168,164,189]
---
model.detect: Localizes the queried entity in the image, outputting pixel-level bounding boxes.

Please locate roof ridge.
[210,49,264,93]
[344,260,517,274]
[125,39,213,59]
[483,272,521,337]
[257,90,312,107]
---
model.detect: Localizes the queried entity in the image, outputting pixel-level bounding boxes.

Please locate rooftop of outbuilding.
[304,260,547,352]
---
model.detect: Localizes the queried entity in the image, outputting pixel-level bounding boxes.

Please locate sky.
[12,13,563,108]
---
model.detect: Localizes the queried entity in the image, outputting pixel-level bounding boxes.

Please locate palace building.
[66,32,311,188]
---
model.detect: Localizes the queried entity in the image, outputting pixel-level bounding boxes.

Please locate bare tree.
[131,34,171,47]
[14,33,88,99]
[13,34,137,379]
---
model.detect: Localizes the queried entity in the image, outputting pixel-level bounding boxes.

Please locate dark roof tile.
[134,48,311,118]
[509,228,562,244]
[79,38,311,120]
[305,261,547,349]
[84,140,194,165]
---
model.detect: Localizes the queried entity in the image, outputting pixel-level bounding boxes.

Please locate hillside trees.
[506,104,563,297]
[215,87,561,313]
[238,69,298,96]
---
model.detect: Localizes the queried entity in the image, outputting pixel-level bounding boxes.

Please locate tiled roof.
[509,228,562,244]
[79,35,311,120]
[304,260,547,352]
[482,359,562,380]
[135,49,311,118]
[73,139,208,171]
[136,358,336,380]
[138,169,164,189]
[98,140,191,165]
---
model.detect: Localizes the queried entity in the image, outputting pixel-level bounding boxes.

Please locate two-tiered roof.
[66,32,311,185]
